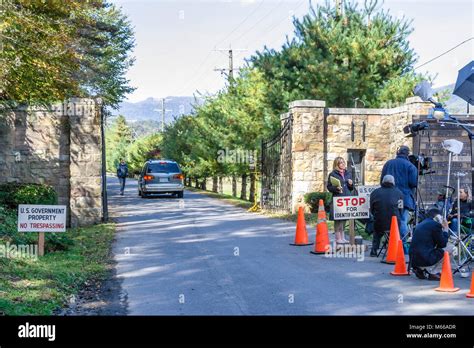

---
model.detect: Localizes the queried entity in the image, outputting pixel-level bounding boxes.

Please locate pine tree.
[251,0,422,111]
[106,115,133,171]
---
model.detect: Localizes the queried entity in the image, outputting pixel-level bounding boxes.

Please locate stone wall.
[287,97,433,212]
[0,99,103,227]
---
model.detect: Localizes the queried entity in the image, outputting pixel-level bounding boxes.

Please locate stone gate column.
[68,99,103,227]
[289,100,326,213]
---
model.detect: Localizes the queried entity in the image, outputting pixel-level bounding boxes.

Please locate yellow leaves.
[350,40,360,52]
[31,59,49,69]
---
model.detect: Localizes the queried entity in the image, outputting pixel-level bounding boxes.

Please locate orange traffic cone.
[290,207,313,246]
[390,240,409,276]
[435,251,460,292]
[311,200,330,254]
[317,199,326,220]
[466,272,474,298]
[382,216,400,264]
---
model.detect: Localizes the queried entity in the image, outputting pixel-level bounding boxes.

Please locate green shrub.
[0,183,57,208]
[304,192,333,213]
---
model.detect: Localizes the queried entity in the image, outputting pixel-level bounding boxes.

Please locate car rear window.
[146,162,180,173]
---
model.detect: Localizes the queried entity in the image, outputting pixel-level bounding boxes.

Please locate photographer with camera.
[409,207,454,281]
[381,146,418,253]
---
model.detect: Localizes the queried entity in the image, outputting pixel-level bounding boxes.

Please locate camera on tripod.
[408,154,433,175]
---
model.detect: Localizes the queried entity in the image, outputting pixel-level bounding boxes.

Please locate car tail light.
[173,174,184,180]
[144,175,154,181]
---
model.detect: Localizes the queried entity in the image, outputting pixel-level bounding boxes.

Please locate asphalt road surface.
[109,176,473,315]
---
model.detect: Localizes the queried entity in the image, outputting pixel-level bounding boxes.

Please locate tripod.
[449,173,473,274]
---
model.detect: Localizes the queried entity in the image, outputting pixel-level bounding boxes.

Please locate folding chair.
[379,229,411,262]
[376,231,390,258]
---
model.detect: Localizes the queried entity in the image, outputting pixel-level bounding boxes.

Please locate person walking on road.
[117,159,129,196]
[369,175,404,257]
[327,157,354,244]
[381,145,418,252]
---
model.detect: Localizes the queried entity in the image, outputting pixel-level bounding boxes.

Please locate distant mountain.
[112,96,204,123]
[434,84,473,115]
[112,84,473,124]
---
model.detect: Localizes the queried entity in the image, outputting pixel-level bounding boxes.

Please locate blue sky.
[111,0,474,102]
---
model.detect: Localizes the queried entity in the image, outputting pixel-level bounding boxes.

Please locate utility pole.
[229,49,234,81]
[161,98,165,132]
[214,46,247,86]
[335,0,342,17]
[154,98,172,132]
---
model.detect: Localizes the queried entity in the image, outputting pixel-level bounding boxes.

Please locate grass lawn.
[187,186,254,209]
[0,223,115,315]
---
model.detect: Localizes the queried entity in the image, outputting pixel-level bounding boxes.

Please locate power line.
[231,0,286,45]
[172,53,222,96]
[213,0,266,48]
[244,0,306,49]
[172,0,300,96]
[414,37,474,70]
[170,0,266,96]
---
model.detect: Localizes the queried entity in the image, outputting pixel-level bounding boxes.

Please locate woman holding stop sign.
[327,157,354,244]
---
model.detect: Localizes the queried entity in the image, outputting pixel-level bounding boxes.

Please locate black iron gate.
[260,116,293,212]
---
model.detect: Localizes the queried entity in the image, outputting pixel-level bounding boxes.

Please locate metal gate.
[260,116,293,212]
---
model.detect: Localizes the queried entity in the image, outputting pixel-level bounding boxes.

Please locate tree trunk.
[240,173,247,200]
[188,177,192,186]
[219,177,223,194]
[201,177,207,190]
[195,178,199,188]
[212,176,218,193]
[249,172,256,203]
[232,175,237,197]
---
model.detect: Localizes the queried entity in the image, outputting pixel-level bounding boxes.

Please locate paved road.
[109,176,473,315]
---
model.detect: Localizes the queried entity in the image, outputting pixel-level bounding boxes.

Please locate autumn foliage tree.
[0,0,135,108]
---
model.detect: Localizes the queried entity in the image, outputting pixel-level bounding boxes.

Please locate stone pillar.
[289,100,326,213]
[0,110,16,183]
[69,99,103,227]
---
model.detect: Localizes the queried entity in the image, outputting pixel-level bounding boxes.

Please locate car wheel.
[177,191,184,199]
[142,192,148,198]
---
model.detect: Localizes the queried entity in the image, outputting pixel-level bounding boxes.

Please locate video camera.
[408,154,433,175]
[403,121,429,135]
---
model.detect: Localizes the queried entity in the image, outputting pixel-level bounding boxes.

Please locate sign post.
[38,232,45,257]
[349,220,355,245]
[18,205,67,256]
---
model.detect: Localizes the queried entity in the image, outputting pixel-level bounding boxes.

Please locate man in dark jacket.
[117,159,128,196]
[381,146,418,250]
[409,208,452,281]
[369,175,404,257]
